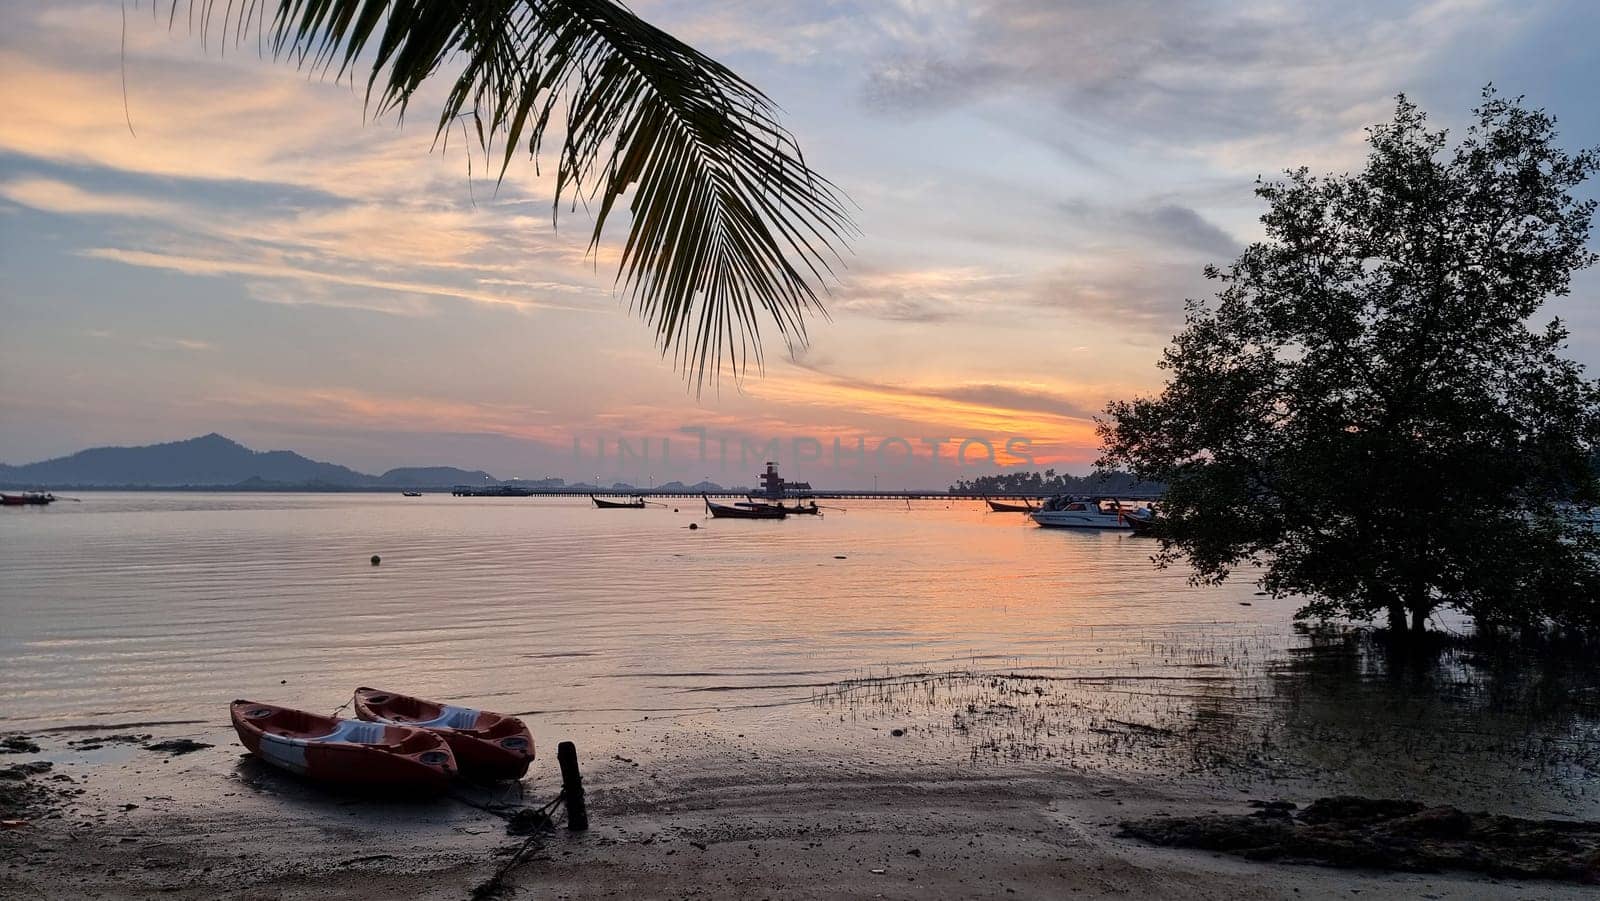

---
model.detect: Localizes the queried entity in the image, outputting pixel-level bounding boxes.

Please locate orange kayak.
[230,700,456,793]
[353,687,535,781]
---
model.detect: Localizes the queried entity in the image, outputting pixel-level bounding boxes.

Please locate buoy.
[370,555,381,566]
[674,508,680,513]
[688,523,699,530]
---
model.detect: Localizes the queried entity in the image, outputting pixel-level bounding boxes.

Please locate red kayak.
[353,687,535,781]
[230,700,456,793]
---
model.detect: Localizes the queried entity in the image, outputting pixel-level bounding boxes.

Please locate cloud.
[0,177,181,218]
[80,247,602,315]
[860,0,1533,157]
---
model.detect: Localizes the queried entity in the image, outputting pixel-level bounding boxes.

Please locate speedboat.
[1030,497,1146,530]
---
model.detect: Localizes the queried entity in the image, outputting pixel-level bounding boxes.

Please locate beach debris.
[505,807,553,836]
[834,555,847,559]
[143,739,212,756]
[869,867,886,874]
[1120,796,1600,882]
[1,736,40,754]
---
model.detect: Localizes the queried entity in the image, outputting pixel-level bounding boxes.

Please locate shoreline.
[4,721,1594,899]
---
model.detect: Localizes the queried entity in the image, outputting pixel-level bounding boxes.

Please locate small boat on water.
[985,497,1036,513]
[402,491,423,497]
[1,492,55,506]
[705,495,786,519]
[230,700,456,792]
[1126,509,1158,536]
[592,495,647,509]
[1030,497,1150,530]
[353,687,535,781]
[738,498,821,515]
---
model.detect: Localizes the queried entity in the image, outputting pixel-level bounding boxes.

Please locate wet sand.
[3,723,1591,900]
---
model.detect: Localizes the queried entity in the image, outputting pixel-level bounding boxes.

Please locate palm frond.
[175,0,854,388]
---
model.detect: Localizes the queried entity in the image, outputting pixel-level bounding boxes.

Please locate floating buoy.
[674,508,680,513]
[370,555,381,566]
[688,523,699,530]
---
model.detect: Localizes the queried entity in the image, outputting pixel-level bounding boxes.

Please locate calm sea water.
[2,492,1594,814]
[0,492,1274,729]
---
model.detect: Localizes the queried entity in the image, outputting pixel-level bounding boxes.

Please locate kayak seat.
[406,705,480,731]
[307,719,389,745]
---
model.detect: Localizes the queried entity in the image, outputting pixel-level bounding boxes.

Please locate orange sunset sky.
[2,1,1597,487]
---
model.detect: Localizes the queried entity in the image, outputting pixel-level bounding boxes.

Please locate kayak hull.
[353,687,535,781]
[230,700,456,793]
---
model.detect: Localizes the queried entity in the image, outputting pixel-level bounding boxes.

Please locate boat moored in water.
[592,495,647,509]
[353,687,535,781]
[1,492,55,506]
[229,700,456,792]
[1030,497,1152,530]
[706,495,787,519]
[738,498,821,515]
[984,497,1036,513]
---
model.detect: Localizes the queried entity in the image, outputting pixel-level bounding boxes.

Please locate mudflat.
[3,722,1592,900]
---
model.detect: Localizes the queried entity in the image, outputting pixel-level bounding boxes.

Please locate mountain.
[372,467,498,488]
[0,434,513,489]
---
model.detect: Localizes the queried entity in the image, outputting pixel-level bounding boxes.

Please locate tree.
[1099,90,1600,638]
[178,1,852,388]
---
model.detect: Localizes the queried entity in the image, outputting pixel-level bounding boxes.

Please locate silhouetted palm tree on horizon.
[178,1,853,389]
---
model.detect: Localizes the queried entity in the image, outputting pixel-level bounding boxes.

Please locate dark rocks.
[1,737,40,755]
[143,739,212,756]
[1,762,52,781]
[68,733,151,752]
[1120,796,1600,883]
[1248,800,1298,819]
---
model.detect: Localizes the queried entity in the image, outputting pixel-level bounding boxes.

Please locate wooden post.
[557,741,588,831]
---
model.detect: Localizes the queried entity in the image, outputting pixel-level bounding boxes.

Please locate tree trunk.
[1411,606,1428,635]
[1387,604,1409,634]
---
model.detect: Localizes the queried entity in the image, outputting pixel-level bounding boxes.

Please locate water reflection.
[2,493,1593,817]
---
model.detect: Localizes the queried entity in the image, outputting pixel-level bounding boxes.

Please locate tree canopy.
[1100,90,1600,637]
[176,0,853,388]
[950,469,1152,497]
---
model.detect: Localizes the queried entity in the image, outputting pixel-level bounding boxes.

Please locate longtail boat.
[230,700,456,792]
[984,497,1036,513]
[705,495,786,519]
[1,492,55,506]
[353,687,534,781]
[592,495,647,509]
[739,498,822,515]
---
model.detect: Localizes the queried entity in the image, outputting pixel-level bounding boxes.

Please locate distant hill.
[0,434,515,489]
[372,467,498,488]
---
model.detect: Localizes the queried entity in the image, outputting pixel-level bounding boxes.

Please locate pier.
[450,462,1160,501]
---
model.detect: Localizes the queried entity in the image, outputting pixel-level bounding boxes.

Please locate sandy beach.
[4,716,1594,900]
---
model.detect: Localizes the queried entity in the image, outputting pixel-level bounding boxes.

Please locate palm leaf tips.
[175,0,854,388]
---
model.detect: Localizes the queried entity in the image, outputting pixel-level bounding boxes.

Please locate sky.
[1,0,1598,489]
